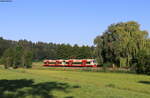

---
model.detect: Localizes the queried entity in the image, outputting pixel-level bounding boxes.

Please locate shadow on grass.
[138,81,150,85]
[0,79,80,98]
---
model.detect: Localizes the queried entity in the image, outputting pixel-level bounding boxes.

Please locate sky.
[0,0,150,46]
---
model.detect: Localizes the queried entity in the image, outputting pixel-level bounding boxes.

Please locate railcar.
[43,59,97,67]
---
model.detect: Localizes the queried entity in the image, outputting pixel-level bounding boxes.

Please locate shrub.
[133,50,150,75]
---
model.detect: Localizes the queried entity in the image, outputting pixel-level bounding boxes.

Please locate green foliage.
[94,21,150,72]
[56,44,93,59]
[24,50,33,68]
[2,48,15,68]
[0,37,16,57]
[0,38,93,61]
[0,58,3,64]
[119,57,127,67]
[2,46,33,69]
[133,49,150,75]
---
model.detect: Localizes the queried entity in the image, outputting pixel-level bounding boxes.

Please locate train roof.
[44,59,95,62]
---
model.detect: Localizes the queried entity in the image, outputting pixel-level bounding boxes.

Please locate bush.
[134,50,150,75]
[0,58,3,64]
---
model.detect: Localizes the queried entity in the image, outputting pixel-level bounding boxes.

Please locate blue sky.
[0,0,150,46]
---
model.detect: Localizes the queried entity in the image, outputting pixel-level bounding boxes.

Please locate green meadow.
[0,62,150,98]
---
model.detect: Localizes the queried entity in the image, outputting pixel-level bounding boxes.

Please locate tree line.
[94,21,150,74]
[0,37,94,68]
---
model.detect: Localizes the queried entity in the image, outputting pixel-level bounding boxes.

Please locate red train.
[43,59,97,67]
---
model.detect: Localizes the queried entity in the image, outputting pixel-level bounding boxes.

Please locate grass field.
[0,62,150,98]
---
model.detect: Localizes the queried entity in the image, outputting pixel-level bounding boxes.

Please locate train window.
[86,62,91,64]
[62,61,66,65]
[66,61,73,64]
[44,62,47,64]
[66,62,69,64]
[56,62,62,64]
[93,60,96,63]
[72,62,82,64]
[48,62,56,64]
